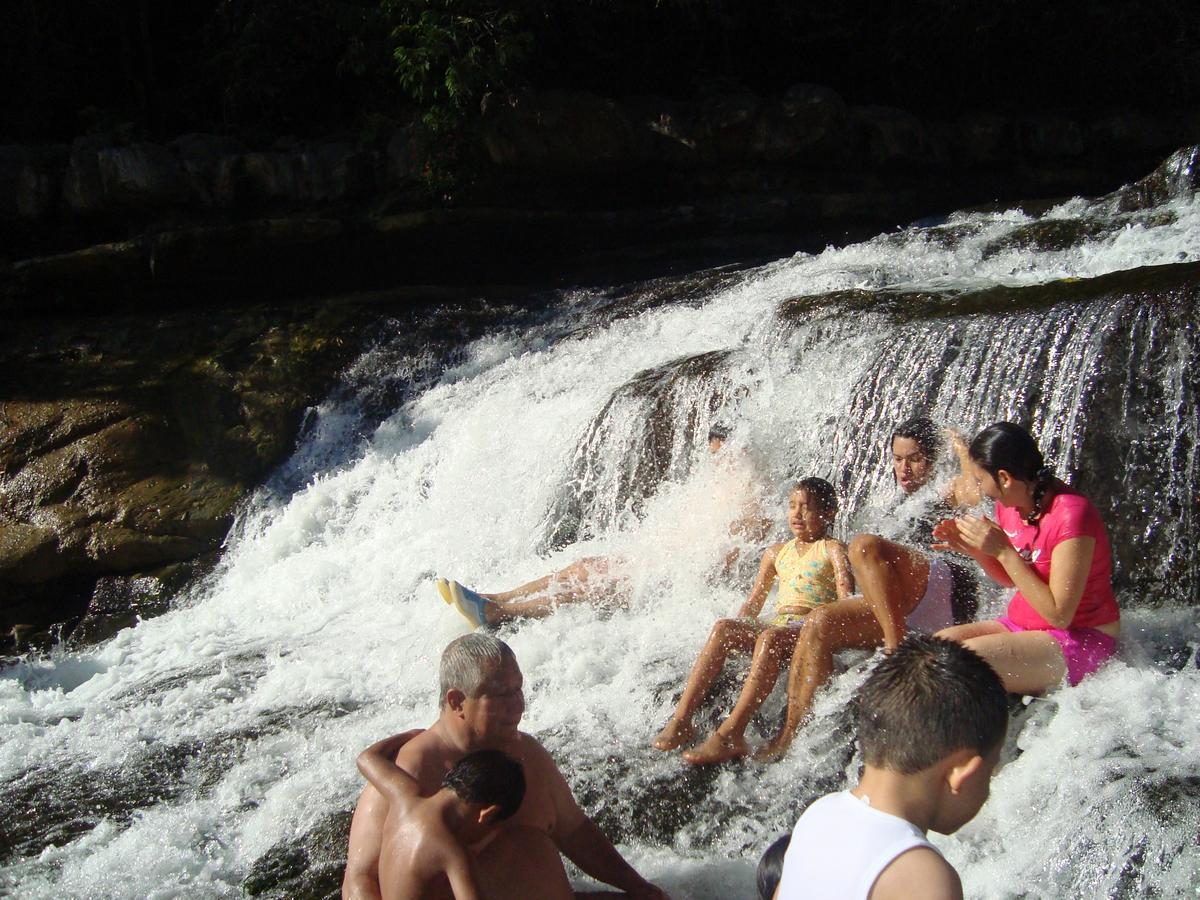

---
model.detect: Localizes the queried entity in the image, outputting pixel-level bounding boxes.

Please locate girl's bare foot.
[752,735,793,763]
[681,730,750,765]
[651,718,696,751]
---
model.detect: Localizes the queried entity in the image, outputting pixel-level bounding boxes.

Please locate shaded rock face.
[0,304,367,652]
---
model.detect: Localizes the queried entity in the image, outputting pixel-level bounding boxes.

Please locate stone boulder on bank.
[0,304,370,653]
[4,85,1191,236]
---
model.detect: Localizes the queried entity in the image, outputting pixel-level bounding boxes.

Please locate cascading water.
[2,150,1198,899]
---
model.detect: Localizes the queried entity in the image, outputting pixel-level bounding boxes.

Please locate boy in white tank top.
[774,635,1008,900]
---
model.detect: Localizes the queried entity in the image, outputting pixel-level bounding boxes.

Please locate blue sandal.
[450,581,491,629]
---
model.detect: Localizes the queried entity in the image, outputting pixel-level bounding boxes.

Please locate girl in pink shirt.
[933,422,1120,692]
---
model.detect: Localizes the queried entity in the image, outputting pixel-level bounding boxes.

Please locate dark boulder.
[97,143,190,208]
[851,105,943,171]
[481,90,641,172]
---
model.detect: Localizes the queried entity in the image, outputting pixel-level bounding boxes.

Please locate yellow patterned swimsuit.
[770,539,840,626]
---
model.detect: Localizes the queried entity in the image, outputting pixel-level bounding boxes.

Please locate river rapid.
[1,150,1198,898]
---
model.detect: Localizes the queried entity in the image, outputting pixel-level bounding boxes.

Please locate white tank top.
[776,791,941,900]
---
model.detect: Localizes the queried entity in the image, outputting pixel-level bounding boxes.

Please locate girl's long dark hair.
[969,422,1055,526]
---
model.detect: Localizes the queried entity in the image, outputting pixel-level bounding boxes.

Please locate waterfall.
[1,150,1197,899]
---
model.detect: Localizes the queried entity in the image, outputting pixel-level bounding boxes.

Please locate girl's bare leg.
[755,599,884,761]
[483,557,619,623]
[848,533,930,650]
[651,618,761,751]
[682,624,803,765]
[940,621,1067,694]
[936,620,1008,642]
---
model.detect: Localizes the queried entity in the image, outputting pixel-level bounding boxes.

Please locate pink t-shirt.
[995,490,1119,630]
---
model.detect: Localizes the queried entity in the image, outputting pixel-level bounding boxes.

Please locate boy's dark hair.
[756,833,791,900]
[855,635,1007,774]
[442,750,526,820]
[891,416,942,461]
[795,476,838,515]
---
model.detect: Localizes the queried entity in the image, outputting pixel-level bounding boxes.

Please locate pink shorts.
[996,616,1118,686]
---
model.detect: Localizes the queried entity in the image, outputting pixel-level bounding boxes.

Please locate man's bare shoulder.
[870,846,962,900]
[393,728,451,782]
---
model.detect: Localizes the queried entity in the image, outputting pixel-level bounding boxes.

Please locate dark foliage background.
[3,0,1198,142]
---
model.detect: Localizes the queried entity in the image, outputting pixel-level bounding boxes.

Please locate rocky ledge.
[0,300,389,654]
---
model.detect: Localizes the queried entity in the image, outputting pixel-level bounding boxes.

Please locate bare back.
[343,726,581,900]
[378,805,473,900]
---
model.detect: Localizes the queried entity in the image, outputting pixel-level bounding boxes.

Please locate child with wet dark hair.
[356,743,526,900]
[775,634,1008,900]
[653,477,854,764]
[756,833,790,900]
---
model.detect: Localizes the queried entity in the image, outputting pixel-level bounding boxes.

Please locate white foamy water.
[2,153,1198,898]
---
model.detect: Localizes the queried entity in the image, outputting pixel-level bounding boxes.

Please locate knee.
[711,618,737,644]
[756,628,785,655]
[848,532,886,565]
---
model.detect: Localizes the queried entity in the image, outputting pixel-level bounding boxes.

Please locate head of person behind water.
[707,423,731,454]
[439,748,527,843]
[439,633,525,746]
[967,421,1057,525]
[855,633,1008,835]
[891,416,942,495]
[788,476,838,543]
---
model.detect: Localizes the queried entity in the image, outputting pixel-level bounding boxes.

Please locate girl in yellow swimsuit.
[651,477,853,764]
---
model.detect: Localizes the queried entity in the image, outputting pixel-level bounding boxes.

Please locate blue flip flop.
[434,577,453,606]
[450,581,491,629]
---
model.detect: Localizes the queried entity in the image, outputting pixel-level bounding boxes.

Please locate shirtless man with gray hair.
[343,634,667,900]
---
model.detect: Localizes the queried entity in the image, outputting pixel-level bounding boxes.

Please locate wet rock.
[851,106,942,170]
[621,95,700,165]
[0,522,66,582]
[67,557,214,648]
[1021,115,1085,159]
[386,124,430,183]
[0,304,368,643]
[240,152,303,201]
[62,136,109,213]
[299,143,377,202]
[697,91,763,162]
[481,90,640,171]
[1100,144,1200,212]
[0,146,54,221]
[955,113,1021,166]
[170,133,243,207]
[752,83,849,162]
[97,143,189,208]
[243,809,351,899]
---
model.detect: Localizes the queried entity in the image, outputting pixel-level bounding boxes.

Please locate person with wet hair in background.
[753,417,981,762]
[651,477,853,764]
[933,421,1120,693]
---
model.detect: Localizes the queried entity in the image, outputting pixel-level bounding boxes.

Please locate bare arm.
[932,518,1013,586]
[535,742,668,899]
[356,731,424,812]
[735,543,782,618]
[942,516,1095,628]
[442,844,485,900]
[343,729,424,900]
[995,534,1094,628]
[870,847,963,900]
[555,817,667,899]
[943,428,981,509]
[827,540,854,600]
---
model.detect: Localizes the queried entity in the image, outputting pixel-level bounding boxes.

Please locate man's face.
[461,658,525,746]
